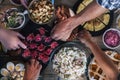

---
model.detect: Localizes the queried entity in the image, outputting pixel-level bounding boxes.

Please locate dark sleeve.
[118,74,120,80]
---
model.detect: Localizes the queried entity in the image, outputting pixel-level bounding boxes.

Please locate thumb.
[18,41,27,49]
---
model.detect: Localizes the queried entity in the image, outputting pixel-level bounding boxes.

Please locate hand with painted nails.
[23,59,42,80]
[0,28,26,50]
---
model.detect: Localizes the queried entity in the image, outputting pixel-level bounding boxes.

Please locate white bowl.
[8,13,26,30]
[5,8,26,30]
[28,0,54,25]
[102,28,120,49]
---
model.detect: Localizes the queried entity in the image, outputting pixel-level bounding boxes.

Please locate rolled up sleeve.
[96,0,120,10]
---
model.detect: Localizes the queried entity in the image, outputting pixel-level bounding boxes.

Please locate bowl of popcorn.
[102,28,120,49]
[52,42,88,80]
[28,0,54,25]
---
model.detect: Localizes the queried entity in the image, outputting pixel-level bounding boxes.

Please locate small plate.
[0,61,25,79]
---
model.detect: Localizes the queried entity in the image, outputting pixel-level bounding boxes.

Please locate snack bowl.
[102,28,120,49]
[51,42,90,80]
[0,61,25,80]
[28,0,54,25]
[1,8,26,30]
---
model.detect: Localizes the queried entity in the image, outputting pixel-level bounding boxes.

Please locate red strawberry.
[22,49,31,58]
[26,33,34,41]
[44,37,52,43]
[31,51,38,58]
[38,53,49,63]
[38,27,46,35]
[29,43,37,49]
[50,42,59,49]
[35,34,42,42]
[37,44,45,51]
[44,48,52,55]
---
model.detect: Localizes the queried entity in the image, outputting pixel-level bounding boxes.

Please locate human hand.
[20,0,28,9]
[77,30,94,46]
[0,28,26,50]
[24,59,42,80]
[51,17,77,41]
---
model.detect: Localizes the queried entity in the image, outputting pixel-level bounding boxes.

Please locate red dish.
[22,27,59,64]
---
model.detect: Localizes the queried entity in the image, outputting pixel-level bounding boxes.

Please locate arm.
[23,59,42,80]
[0,28,26,50]
[78,30,119,80]
[73,0,108,26]
[51,0,108,41]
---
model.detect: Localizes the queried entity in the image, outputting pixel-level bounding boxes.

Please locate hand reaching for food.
[51,17,77,41]
[51,5,77,41]
[77,30,94,47]
[0,28,26,50]
[23,59,42,80]
[55,5,70,23]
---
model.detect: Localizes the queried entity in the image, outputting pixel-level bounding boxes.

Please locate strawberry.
[29,43,37,49]
[38,53,49,63]
[22,49,31,58]
[50,41,59,49]
[31,51,38,59]
[26,33,34,41]
[37,44,45,51]
[44,48,52,55]
[38,27,46,35]
[44,36,52,43]
[35,34,42,42]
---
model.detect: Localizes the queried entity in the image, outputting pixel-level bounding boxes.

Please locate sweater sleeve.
[96,0,120,10]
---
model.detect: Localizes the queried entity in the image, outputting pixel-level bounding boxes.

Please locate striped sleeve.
[96,0,120,10]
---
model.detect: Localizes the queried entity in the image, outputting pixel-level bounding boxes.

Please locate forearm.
[87,41,119,80]
[0,28,8,42]
[72,0,108,26]
[0,28,5,41]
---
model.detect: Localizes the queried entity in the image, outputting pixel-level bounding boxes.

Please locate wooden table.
[0,0,120,80]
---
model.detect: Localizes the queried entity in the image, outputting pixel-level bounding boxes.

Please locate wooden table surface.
[0,0,120,80]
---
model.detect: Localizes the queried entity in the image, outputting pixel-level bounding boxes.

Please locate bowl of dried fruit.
[28,0,54,25]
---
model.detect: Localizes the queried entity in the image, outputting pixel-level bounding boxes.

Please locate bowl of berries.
[102,28,120,49]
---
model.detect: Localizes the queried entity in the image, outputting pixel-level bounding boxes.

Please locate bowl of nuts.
[28,0,54,25]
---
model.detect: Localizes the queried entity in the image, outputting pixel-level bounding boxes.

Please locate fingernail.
[24,46,27,49]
